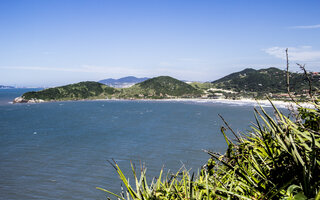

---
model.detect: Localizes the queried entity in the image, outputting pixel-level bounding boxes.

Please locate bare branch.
[285,48,301,107]
[297,63,315,102]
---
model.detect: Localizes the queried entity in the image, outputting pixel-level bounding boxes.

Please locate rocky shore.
[13,97,45,104]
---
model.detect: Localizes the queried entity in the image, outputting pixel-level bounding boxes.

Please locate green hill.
[138,76,202,97]
[117,76,203,99]
[21,81,118,101]
[15,77,203,102]
[14,68,319,103]
[212,67,320,94]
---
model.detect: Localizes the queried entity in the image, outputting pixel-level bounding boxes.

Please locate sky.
[0,0,320,87]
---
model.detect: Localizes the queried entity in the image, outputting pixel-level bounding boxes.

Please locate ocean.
[0,89,287,199]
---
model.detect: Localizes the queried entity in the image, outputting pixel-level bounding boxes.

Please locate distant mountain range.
[99,76,150,88]
[0,85,14,89]
[13,67,320,103]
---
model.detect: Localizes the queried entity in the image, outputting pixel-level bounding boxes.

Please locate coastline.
[121,98,314,108]
[12,96,314,109]
[41,98,315,108]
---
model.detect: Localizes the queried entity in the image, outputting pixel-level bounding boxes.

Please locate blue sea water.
[0,89,287,200]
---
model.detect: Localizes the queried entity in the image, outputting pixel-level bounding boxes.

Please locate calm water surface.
[0,89,287,199]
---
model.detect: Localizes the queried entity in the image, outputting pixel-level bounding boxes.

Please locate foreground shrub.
[98,100,320,199]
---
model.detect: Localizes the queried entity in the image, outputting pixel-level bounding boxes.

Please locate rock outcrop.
[13,97,44,103]
[13,97,28,103]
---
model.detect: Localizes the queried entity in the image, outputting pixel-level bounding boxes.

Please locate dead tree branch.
[285,48,301,107]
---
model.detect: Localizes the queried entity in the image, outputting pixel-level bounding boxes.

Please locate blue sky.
[0,0,319,87]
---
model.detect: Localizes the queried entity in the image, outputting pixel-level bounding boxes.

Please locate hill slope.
[212,67,320,94]
[117,76,203,99]
[19,81,118,102]
[138,76,202,96]
[14,77,203,102]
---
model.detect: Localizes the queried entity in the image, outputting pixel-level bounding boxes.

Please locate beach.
[94,98,314,109]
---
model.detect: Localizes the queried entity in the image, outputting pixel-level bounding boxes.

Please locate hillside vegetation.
[22,81,118,101]
[116,76,202,99]
[212,67,320,94]
[18,76,202,102]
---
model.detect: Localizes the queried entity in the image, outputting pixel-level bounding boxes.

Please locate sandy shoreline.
[92,98,313,108]
[11,97,314,108]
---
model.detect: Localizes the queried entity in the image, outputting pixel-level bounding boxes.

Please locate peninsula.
[13,67,320,103]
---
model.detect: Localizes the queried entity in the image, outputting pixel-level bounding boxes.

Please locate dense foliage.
[22,81,117,101]
[115,76,203,99]
[137,76,202,97]
[99,100,320,199]
[20,77,203,101]
[211,67,320,94]
[138,76,201,96]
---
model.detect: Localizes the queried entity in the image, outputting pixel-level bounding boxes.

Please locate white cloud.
[263,46,320,62]
[289,24,320,29]
[0,65,142,74]
[0,66,78,72]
